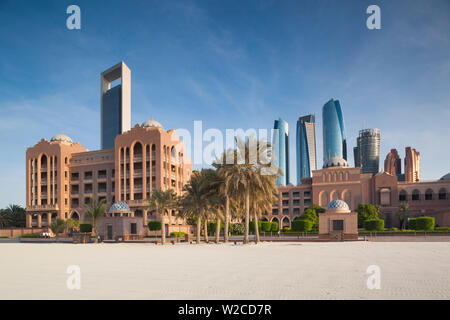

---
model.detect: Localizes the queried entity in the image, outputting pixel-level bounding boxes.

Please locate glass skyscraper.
[273,118,289,186]
[296,115,317,183]
[101,61,131,149]
[322,99,347,163]
[353,128,380,174]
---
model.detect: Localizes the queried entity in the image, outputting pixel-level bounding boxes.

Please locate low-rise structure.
[25,119,192,231]
[267,156,450,228]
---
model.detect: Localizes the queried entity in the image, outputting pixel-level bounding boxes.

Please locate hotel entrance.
[106,224,113,240]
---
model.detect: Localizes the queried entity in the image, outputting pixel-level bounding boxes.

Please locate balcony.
[128,199,147,207]
[27,204,59,211]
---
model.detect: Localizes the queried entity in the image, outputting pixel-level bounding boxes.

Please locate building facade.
[322,99,347,162]
[405,146,420,182]
[384,148,402,176]
[353,128,380,174]
[101,61,131,149]
[296,114,317,182]
[25,119,192,229]
[263,156,450,229]
[273,118,290,186]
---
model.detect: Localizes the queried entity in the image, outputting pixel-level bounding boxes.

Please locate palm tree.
[250,171,278,243]
[214,149,236,243]
[84,196,107,242]
[50,218,67,242]
[179,169,221,244]
[219,136,280,244]
[396,203,412,229]
[147,189,177,245]
[0,209,11,228]
[2,205,26,228]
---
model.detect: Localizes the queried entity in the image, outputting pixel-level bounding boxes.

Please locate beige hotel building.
[25,120,192,229]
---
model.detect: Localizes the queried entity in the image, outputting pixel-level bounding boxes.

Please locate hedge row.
[364,219,385,231]
[170,232,185,238]
[291,219,313,232]
[408,217,435,231]
[79,223,92,233]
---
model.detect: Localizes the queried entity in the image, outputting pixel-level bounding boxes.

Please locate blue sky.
[0,0,449,207]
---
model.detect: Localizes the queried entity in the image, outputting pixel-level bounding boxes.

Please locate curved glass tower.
[273,118,289,186]
[296,115,316,183]
[322,99,347,163]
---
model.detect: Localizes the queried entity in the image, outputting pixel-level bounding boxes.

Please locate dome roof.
[327,200,350,211]
[50,132,73,144]
[440,173,450,180]
[108,201,130,212]
[142,118,163,129]
[323,156,349,169]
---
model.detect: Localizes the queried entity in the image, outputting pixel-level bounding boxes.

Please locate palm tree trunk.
[244,188,250,244]
[161,213,166,245]
[204,219,209,243]
[93,222,98,243]
[196,216,201,244]
[215,216,220,244]
[254,212,260,244]
[224,196,230,243]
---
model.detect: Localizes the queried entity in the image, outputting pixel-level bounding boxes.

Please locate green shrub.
[271,222,279,232]
[79,223,92,233]
[282,227,291,232]
[413,217,435,231]
[356,204,379,228]
[21,233,41,238]
[249,220,262,233]
[230,223,244,235]
[148,221,162,231]
[389,227,399,232]
[261,221,272,232]
[170,232,185,238]
[364,219,385,231]
[408,218,417,230]
[291,219,313,232]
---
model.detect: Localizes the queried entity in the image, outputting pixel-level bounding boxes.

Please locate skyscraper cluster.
[272,98,419,185]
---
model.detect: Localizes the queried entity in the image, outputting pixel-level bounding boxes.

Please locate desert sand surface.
[1,241,449,300]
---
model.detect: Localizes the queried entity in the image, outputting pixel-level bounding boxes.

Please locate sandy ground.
[0,241,449,300]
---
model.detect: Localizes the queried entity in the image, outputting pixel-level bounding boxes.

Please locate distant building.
[384,148,402,176]
[273,118,290,186]
[353,128,380,174]
[101,62,131,149]
[268,156,450,229]
[322,99,347,163]
[405,147,420,182]
[296,115,317,182]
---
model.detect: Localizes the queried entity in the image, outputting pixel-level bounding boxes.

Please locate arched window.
[399,190,407,202]
[133,142,142,157]
[330,190,339,201]
[71,212,80,220]
[439,188,447,200]
[412,189,420,201]
[343,190,352,209]
[339,172,343,181]
[319,191,329,206]
[134,210,143,217]
[282,217,290,228]
[425,189,433,201]
[171,146,177,158]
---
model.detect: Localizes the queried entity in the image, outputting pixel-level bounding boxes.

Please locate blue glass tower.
[273,118,289,186]
[322,99,347,163]
[296,115,317,183]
